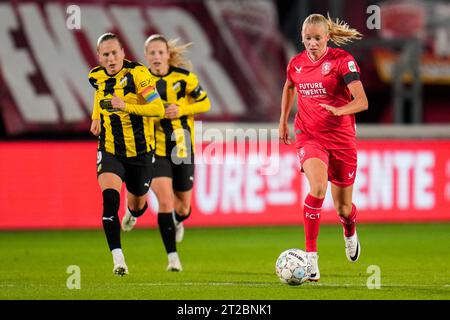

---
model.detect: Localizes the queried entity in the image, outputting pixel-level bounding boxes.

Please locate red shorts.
[296,139,357,187]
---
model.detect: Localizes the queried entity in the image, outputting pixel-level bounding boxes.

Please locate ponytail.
[303,13,362,46]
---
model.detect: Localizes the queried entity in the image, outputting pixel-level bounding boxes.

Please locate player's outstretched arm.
[111,93,165,117]
[279,79,296,145]
[177,95,211,117]
[320,81,368,116]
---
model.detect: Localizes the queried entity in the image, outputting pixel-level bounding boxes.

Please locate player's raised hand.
[279,122,291,145]
[111,93,126,110]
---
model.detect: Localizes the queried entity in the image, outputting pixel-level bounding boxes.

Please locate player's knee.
[309,182,327,198]
[129,201,148,218]
[175,203,190,216]
[128,196,147,212]
[102,189,120,216]
[334,203,352,217]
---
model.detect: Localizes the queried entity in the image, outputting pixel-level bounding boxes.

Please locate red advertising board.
[0,140,449,229]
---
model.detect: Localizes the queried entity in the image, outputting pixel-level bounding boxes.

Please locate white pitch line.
[311,283,450,288]
[131,282,272,287]
[0,283,448,289]
[126,282,450,288]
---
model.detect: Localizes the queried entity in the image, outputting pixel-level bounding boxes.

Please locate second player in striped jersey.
[121,34,211,272]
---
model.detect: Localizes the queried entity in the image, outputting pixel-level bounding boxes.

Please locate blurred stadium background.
[0,0,449,229]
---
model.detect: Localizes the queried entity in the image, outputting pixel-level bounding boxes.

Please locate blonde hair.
[302,13,362,46]
[144,34,193,70]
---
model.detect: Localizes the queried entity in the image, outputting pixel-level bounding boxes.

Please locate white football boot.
[166,252,183,272]
[344,232,361,262]
[307,252,320,282]
[121,208,137,232]
[112,249,129,276]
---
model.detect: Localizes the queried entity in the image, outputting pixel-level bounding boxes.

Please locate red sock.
[339,203,357,237]
[303,194,324,252]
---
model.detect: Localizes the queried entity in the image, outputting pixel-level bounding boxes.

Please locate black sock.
[102,189,121,251]
[174,207,191,223]
[129,202,148,218]
[158,212,176,254]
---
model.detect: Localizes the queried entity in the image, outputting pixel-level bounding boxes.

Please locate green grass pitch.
[1,224,449,300]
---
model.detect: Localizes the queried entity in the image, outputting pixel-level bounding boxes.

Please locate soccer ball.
[275,248,310,285]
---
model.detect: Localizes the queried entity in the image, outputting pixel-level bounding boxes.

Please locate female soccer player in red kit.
[279,14,368,281]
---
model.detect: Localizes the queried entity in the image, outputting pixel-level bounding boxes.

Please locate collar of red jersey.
[306,47,329,64]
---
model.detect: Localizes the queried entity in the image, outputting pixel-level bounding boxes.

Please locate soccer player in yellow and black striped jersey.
[122,34,210,272]
[89,33,165,276]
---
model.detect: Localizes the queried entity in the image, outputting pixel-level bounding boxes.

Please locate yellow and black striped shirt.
[151,66,211,158]
[89,60,164,157]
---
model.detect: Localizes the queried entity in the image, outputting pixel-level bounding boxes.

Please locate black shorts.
[96,150,154,196]
[153,155,194,192]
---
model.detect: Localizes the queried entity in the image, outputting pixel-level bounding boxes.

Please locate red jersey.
[286,47,361,149]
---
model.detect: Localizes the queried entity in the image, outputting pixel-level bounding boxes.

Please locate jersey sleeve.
[178,72,211,116]
[134,67,160,103]
[124,67,165,117]
[338,52,361,85]
[88,73,100,120]
[91,93,101,120]
[186,72,200,95]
